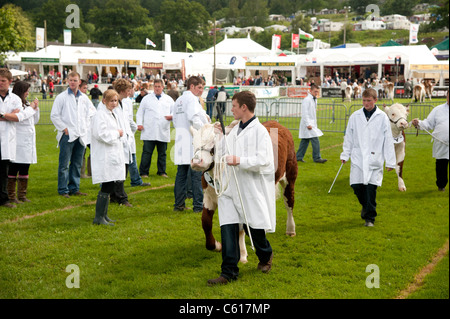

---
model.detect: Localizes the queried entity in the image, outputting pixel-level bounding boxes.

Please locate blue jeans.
[58,135,85,195]
[174,164,203,212]
[296,137,322,161]
[128,153,143,186]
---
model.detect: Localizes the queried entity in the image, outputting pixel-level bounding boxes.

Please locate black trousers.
[436,159,449,189]
[110,164,128,204]
[220,223,272,281]
[0,158,9,205]
[351,183,378,223]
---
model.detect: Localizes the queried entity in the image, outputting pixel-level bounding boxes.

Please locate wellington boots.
[17,178,31,202]
[93,192,113,226]
[7,177,20,204]
[103,193,116,223]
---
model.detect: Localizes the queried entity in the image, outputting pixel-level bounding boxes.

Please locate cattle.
[412,84,426,103]
[353,85,362,99]
[190,120,298,263]
[422,79,434,101]
[344,86,353,102]
[384,103,410,191]
[383,81,395,100]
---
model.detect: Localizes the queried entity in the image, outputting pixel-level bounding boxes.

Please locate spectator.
[90,84,103,108]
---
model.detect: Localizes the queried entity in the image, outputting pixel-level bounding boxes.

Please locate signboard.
[78,59,140,66]
[142,62,163,69]
[21,57,60,63]
[246,62,296,67]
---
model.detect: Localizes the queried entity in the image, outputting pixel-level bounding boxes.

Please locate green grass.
[0,103,448,299]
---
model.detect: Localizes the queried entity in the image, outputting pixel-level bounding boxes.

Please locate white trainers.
[364,221,374,227]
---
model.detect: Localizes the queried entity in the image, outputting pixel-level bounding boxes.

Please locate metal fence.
[35,95,443,137]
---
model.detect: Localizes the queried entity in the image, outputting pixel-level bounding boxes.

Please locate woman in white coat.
[8,81,40,203]
[91,90,125,226]
[340,88,396,227]
[296,84,327,163]
[208,91,275,286]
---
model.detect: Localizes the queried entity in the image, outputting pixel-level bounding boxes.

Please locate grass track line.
[0,183,174,226]
[394,239,449,299]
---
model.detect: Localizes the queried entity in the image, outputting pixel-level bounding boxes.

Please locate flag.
[36,27,45,49]
[186,41,193,51]
[165,34,172,52]
[292,34,299,48]
[146,38,156,47]
[409,23,419,44]
[64,29,72,46]
[299,28,314,41]
[271,34,282,51]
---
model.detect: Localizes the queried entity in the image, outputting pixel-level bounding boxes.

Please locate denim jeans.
[296,137,322,161]
[58,134,85,195]
[139,140,167,176]
[174,164,203,212]
[128,153,143,186]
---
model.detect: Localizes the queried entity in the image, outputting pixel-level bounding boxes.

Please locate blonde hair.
[102,89,119,104]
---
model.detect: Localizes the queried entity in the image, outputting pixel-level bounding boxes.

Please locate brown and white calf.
[384,103,410,191]
[412,84,426,103]
[190,120,298,263]
[383,81,395,100]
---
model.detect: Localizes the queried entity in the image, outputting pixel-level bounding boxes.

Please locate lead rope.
[212,134,230,197]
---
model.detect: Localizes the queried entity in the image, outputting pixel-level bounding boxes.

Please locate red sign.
[292,34,299,48]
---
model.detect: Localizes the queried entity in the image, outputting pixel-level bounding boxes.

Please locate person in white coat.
[207,91,275,286]
[8,81,40,203]
[0,69,37,208]
[412,90,449,191]
[172,76,209,212]
[50,71,91,198]
[91,89,125,226]
[296,84,327,163]
[340,88,396,227]
[136,79,174,178]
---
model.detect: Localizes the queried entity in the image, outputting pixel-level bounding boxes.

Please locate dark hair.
[80,79,88,87]
[310,83,319,90]
[186,76,202,89]
[12,81,31,106]
[232,91,256,112]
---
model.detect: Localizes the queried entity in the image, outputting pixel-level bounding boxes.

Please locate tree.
[155,0,211,52]
[382,0,418,16]
[0,4,34,64]
[291,14,312,34]
[240,0,269,27]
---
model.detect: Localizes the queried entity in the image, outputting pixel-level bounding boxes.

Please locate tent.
[201,34,271,58]
[380,39,402,47]
[431,38,449,51]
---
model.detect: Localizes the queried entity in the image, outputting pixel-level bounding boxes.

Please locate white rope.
[212,134,230,197]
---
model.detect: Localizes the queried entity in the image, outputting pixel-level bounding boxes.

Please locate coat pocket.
[368,151,383,169]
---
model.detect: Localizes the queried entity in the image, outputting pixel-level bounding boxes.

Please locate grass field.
[0,100,448,300]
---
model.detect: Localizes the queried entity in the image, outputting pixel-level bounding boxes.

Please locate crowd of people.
[1,67,448,286]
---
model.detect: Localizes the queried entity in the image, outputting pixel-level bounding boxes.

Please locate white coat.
[172,90,209,165]
[121,97,137,154]
[84,96,97,146]
[418,102,449,160]
[0,92,30,161]
[218,118,276,233]
[340,106,397,186]
[90,103,126,185]
[136,92,174,143]
[299,92,323,139]
[12,104,40,164]
[113,100,133,164]
[50,88,92,146]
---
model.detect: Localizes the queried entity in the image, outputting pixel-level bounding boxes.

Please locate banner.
[146,38,156,47]
[63,29,71,46]
[165,33,172,52]
[272,34,281,51]
[409,23,419,44]
[292,34,299,48]
[299,28,314,41]
[36,27,45,49]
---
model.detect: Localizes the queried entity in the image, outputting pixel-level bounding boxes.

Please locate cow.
[412,84,426,103]
[190,120,298,263]
[383,81,395,100]
[344,86,353,102]
[384,103,410,191]
[353,85,362,99]
[422,79,434,101]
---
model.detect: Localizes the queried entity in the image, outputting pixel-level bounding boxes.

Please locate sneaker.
[1,202,16,208]
[120,201,133,207]
[297,159,305,162]
[364,221,374,227]
[139,182,151,187]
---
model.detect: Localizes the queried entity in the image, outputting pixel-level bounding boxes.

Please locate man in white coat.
[50,72,91,198]
[207,91,275,286]
[172,76,209,213]
[0,69,37,207]
[296,84,327,163]
[136,79,174,178]
[340,88,396,227]
[412,90,449,191]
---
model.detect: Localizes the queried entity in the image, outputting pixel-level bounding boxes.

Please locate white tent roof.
[201,34,271,58]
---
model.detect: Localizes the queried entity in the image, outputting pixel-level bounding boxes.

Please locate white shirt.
[172,90,209,165]
[50,88,92,146]
[136,92,174,143]
[299,93,323,139]
[418,103,449,159]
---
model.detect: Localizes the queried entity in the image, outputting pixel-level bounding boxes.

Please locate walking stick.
[328,162,344,194]
[216,104,255,251]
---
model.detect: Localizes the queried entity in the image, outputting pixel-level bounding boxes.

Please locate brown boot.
[17,178,31,202]
[257,253,273,273]
[7,177,20,204]
[207,276,229,286]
